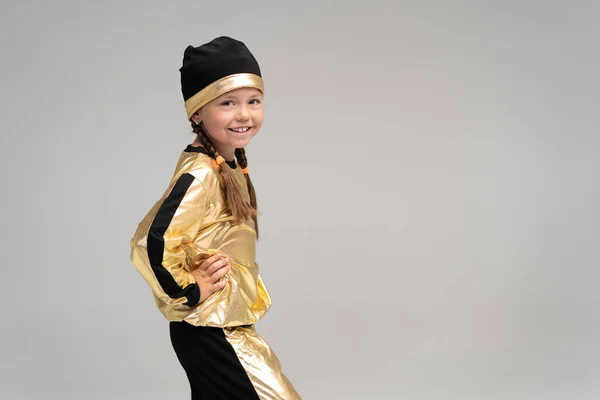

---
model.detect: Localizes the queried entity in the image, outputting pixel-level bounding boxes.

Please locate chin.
[235,136,255,147]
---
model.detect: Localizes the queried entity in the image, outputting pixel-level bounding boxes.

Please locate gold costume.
[130,146,300,399]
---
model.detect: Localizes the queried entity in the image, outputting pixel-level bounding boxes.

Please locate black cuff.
[184,284,201,307]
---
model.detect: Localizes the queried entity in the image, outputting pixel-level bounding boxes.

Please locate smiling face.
[191,87,264,160]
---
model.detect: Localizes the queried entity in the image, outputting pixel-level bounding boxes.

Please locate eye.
[249,98,261,105]
[220,100,234,106]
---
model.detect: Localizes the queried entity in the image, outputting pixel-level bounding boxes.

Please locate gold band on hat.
[184,73,264,119]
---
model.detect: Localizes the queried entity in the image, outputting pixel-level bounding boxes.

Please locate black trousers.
[169,321,260,400]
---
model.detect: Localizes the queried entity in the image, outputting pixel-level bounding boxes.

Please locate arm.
[131,171,270,326]
[131,173,207,307]
[183,249,271,327]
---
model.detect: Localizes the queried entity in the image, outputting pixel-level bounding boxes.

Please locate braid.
[234,147,247,168]
[190,121,257,226]
[192,121,216,157]
[235,148,259,238]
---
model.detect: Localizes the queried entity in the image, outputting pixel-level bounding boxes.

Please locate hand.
[190,252,231,303]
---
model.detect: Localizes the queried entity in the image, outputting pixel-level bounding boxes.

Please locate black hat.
[180,36,264,119]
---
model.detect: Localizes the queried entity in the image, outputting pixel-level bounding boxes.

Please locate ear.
[191,111,201,124]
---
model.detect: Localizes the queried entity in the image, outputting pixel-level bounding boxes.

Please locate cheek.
[253,110,264,127]
[204,113,230,130]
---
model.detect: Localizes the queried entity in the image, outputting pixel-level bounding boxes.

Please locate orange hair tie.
[241,167,249,174]
[215,156,225,165]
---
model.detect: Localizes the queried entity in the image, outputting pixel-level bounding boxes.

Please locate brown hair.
[191,121,259,236]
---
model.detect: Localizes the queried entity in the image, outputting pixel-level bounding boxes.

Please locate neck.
[191,137,235,161]
[212,143,235,162]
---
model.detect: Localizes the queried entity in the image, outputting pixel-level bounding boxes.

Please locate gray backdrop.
[1,1,598,399]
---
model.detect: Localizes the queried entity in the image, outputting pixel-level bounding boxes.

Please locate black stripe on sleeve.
[147,173,201,307]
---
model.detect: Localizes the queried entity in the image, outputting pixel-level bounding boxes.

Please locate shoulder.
[179,150,220,194]
[172,146,224,197]
[187,152,215,177]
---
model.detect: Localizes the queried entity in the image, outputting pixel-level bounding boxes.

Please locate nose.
[235,104,250,121]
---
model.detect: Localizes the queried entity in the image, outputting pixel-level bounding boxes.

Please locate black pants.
[169,321,260,400]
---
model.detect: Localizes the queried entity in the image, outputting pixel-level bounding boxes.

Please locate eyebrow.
[220,92,263,101]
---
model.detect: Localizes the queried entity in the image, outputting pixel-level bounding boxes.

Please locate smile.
[228,127,252,134]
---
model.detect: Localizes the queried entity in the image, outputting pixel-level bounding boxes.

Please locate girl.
[129,36,301,400]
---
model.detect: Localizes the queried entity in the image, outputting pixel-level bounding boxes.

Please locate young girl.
[129,36,301,400]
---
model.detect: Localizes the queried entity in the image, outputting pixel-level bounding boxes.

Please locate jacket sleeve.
[131,173,208,307]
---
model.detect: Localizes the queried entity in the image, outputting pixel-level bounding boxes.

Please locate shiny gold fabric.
[184,73,264,119]
[224,326,301,400]
[129,150,271,327]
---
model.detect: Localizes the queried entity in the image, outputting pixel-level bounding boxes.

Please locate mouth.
[228,126,253,135]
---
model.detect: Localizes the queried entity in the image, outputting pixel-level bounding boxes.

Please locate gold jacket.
[129,146,271,327]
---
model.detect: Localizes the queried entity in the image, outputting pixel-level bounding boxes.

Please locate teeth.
[231,127,250,133]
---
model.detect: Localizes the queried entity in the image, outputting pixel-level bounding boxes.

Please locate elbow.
[131,234,148,250]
